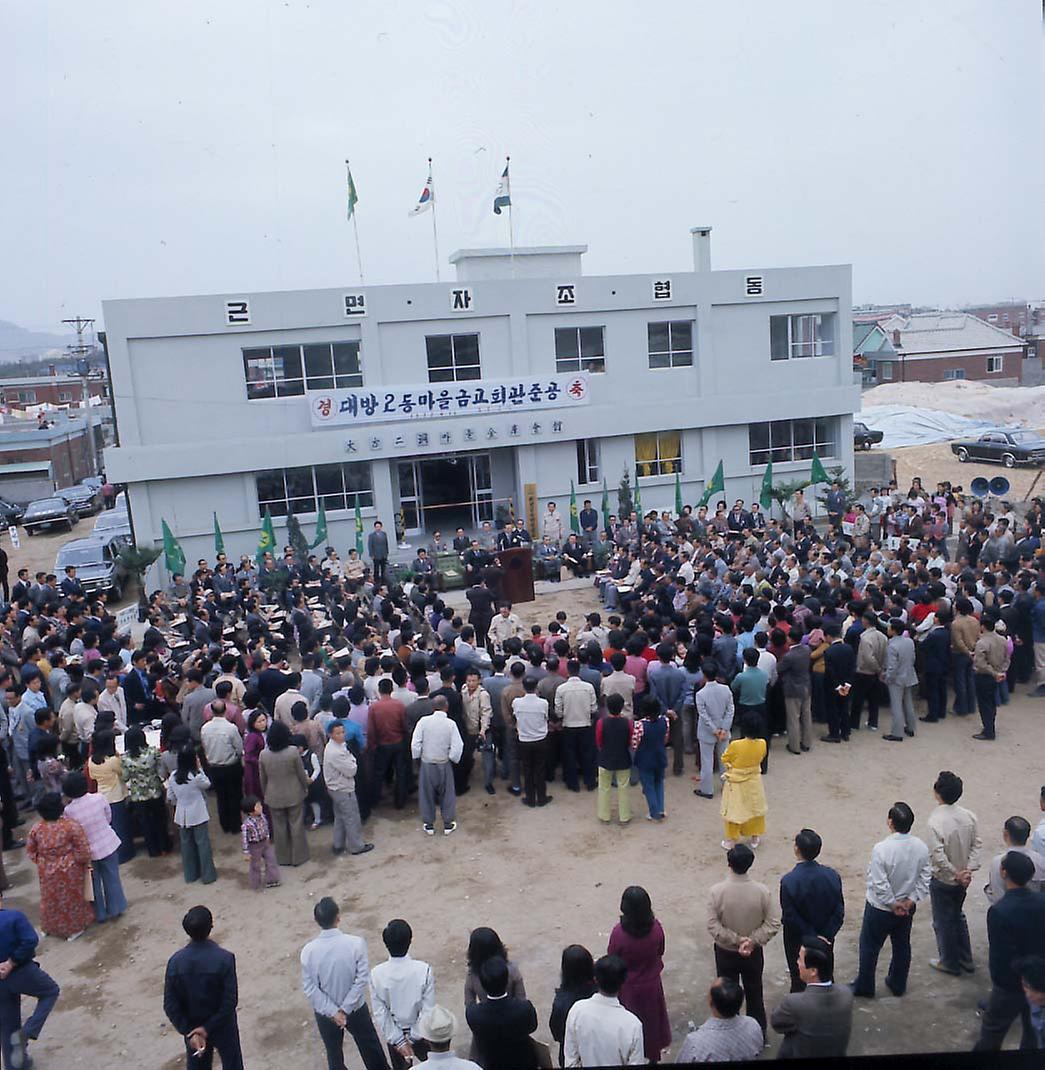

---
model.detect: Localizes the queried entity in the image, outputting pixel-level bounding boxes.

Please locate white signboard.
[223,298,251,326]
[887,536,920,550]
[310,373,591,428]
[115,605,138,636]
[744,275,764,297]
[7,526,19,549]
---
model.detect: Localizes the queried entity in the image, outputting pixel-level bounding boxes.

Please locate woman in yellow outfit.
[720,712,767,850]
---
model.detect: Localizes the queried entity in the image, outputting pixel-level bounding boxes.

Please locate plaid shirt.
[241,813,270,852]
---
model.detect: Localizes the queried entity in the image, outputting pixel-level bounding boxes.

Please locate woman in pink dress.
[607,885,671,1062]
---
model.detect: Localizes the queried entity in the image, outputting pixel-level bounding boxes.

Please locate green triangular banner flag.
[698,460,724,507]
[674,470,684,516]
[759,462,774,509]
[569,479,580,534]
[162,519,186,577]
[310,498,328,549]
[256,507,276,567]
[809,452,829,485]
[601,477,611,535]
[213,512,225,556]
[354,495,364,555]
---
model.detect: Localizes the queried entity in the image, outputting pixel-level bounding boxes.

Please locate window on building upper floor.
[986,355,1003,373]
[554,326,605,374]
[576,439,600,485]
[944,368,966,381]
[58,391,72,402]
[647,321,693,368]
[255,461,373,518]
[425,334,481,383]
[879,362,893,381]
[16,390,37,403]
[749,418,837,466]
[243,342,363,400]
[635,431,682,477]
[769,313,836,360]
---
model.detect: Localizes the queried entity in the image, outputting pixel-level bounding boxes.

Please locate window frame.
[879,362,893,381]
[769,313,836,361]
[243,341,363,400]
[986,355,1003,374]
[647,320,694,369]
[576,439,600,485]
[425,333,482,384]
[944,368,967,381]
[634,430,683,478]
[554,326,606,374]
[255,462,373,518]
[748,418,837,467]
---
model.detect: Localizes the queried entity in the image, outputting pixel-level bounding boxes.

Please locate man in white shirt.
[926,770,982,976]
[369,919,436,1070]
[850,802,931,998]
[97,672,128,731]
[554,661,598,792]
[300,897,388,1070]
[199,701,244,834]
[564,955,644,1067]
[1033,787,1045,857]
[410,696,463,836]
[488,603,524,654]
[983,815,1045,904]
[512,677,551,808]
[414,1005,481,1070]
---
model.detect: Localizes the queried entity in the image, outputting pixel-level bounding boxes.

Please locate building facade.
[102,229,858,571]
[0,416,99,502]
[0,376,109,411]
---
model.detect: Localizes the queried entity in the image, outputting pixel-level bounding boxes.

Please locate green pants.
[597,767,631,823]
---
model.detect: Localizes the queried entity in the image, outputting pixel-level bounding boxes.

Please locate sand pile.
[862,380,1045,427]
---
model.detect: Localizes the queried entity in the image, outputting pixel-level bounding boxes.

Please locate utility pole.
[62,316,98,479]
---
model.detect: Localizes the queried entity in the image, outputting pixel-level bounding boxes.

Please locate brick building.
[961,301,1030,338]
[0,416,102,502]
[0,375,109,411]
[866,312,1028,385]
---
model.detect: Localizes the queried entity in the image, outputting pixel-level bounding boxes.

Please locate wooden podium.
[499,547,535,604]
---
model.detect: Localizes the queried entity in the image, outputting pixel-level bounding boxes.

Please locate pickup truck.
[951,429,1045,468]
[853,421,884,450]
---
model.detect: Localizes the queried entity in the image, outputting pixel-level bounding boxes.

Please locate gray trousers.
[697,736,725,797]
[418,761,456,825]
[784,693,813,751]
[888,683,917,736]
[330,790,365,853]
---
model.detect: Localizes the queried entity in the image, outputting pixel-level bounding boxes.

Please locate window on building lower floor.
[425,334,481,383]
[58,391,72,402]
[576,439,600,484]
[243,342,363,399]
[256,462,373,518]
[770,313,836,360]
[16,390,37,403]
[879,362,893,380]
[647,321,694,368]
[635,431,682,477]
[554,326,605,374]
[986,356,1003,373]
[944,368,967,381]
[749,418,837,466]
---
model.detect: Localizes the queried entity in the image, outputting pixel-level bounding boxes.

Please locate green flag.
[256,507,276,566]
[569,480,580,534]
[759,462,774,509]
[809,452,829,485]
[601,477,611,534]
[674,469,684,517]
[345,161,358,220]
[212,512,225,556]
[162,519,185,576]
[310,498,328,549]
[633,472,642,518]
[698,460,724,507]
[354,495,364,555]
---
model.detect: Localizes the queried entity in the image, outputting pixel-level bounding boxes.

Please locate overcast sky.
[4,0,1043,332]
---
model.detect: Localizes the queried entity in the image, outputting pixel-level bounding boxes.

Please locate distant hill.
[0,320,74,359]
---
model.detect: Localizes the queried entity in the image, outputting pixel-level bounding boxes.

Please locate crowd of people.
[0,474,1041,1065]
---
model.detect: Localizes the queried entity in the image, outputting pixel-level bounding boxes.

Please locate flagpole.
[346,159,364,285]
[505,155,515,277]
[428,157,441,282]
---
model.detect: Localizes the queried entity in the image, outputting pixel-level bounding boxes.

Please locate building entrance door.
[395,453,494,535]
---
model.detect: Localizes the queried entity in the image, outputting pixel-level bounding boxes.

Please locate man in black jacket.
[465,957,537,1070]
[975,851,1045,1051]
[821,623,856,743]
[919,608,951,723]
[465,579,496,648]
[163,905,243,1069]
[779,828,845,991]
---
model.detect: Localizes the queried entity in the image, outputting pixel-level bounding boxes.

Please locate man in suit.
[726,499,753,536]
[647,642,686,775]
[919,607,951,723]
[464,579,496,649]
[121,649,154,726]
[882,620,918,741]
[771,939,853,1059]
[163,905,243,1070]
[465,957,537,1070]
[693,668,733,800]
[821,623,856,743]
[974,851,1045,1050]
[780,829,845,992]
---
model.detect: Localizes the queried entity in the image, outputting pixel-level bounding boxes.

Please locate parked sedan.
[854,421,884,450]
[23,497,79,534]
[0,496,24,526]
[58,483,102,516]
[950,429,1045,468]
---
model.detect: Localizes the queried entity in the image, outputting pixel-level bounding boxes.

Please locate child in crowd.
[240,795,281,890]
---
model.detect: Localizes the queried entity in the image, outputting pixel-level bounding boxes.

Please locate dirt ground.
[6,579,1044,1067]
[888,441,1045,503]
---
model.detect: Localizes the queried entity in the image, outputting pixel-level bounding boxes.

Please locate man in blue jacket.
[163,905,243,1069]
[780,829,845,992]
[0,890,60,1069]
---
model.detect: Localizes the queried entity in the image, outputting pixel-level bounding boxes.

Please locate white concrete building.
[102,228,858,571]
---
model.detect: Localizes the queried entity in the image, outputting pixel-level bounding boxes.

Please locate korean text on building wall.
[309,373,590,428]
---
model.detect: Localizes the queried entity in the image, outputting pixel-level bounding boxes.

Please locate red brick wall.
[877,350,1024,383]
[0,380,108,410]
[0,431,91,489]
